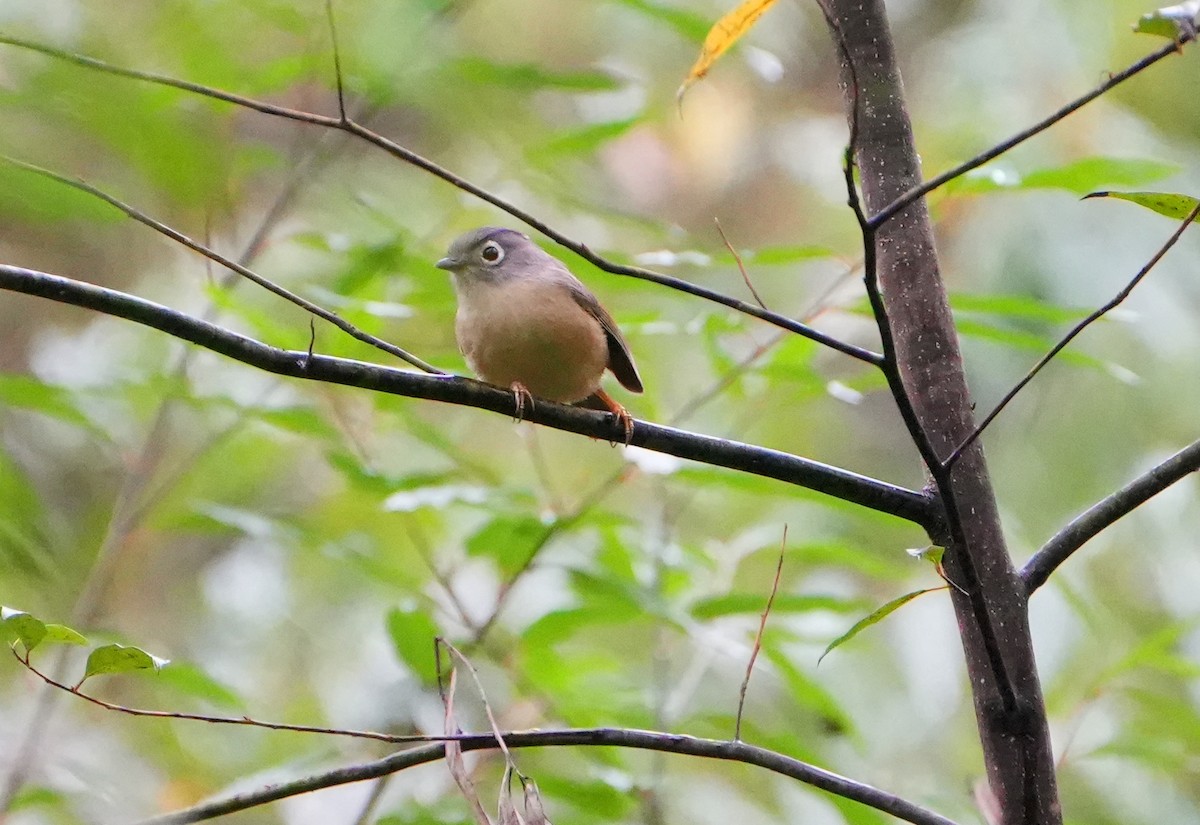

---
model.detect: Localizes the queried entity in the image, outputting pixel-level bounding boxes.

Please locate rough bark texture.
[823,3,1062,823]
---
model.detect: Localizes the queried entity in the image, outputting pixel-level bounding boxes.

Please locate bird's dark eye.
[480,241,504,264]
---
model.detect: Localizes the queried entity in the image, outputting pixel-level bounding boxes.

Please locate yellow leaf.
[678,0,780,104]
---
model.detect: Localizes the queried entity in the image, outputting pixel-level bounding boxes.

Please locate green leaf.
[386,606,441,685]
[520,606,643,650]
[1082,190,1200,222]
[818,587,942,664]
[0,373,94,429]
[532,117,642,158]
[455,58,623,92]
[153,661,243,708]
[42,624,88,647]
[611,0,712,41]
[950,293,1091,325]
[535,774,638,819]
[953,157,1179,196]
[7,785,67,813]
[1,607,47,652]
[690,593,868,620]
[954,318,1109,369]
[251,406,338,438]
[82,644,170,683]
[763,646,856,735]
[465,515,547,576]
[0,162,126,225]
[1134,3,1199,39]
[905,545,945,566]
[735,244,836,266]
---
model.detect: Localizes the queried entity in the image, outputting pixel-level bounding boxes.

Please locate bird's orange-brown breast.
[455,277,608,403]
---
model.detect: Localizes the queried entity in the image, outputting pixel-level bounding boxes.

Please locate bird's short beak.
[435,256,457,271]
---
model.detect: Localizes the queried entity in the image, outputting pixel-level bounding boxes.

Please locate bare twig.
[14,649,446,743]
[0,155,442,374]
[1023,436,1200,593]
[714,218,768,311]
[734,525,786,741]
[869,37,1194,229]
[324,0,348,121]
[945,200,1200,469]
[0,35,881,366]
[130,729,959,825]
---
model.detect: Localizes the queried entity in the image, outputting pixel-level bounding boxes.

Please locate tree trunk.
[823,2,1062,822]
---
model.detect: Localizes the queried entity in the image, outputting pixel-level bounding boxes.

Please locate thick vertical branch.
[822,2,1061,823]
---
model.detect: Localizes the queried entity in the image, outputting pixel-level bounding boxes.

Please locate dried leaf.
[522,777,553,825]
[678,0,780,102]
[443,668,492,825]
[497,765,525,825]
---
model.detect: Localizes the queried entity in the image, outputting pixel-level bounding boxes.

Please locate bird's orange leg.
[593,389,635,445]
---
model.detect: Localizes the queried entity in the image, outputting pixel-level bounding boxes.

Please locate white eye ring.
[480,241,505,265]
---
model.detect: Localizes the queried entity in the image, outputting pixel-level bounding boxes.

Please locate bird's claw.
[594,389,635,446]
[510,382,535,422]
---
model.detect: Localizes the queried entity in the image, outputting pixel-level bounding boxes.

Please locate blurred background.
[1,1,1199,823]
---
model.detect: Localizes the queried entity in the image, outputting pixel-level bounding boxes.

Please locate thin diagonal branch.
[714,218,768,311]
[1,155,443,374]
[0,265,940,531]
[1023,437,1200,593]
[734,525,786,741]
[0,34,881,366]
[944,200,1200,469]
[869,36,1194,229]
[131,729,959,825]
[324,0,348,121]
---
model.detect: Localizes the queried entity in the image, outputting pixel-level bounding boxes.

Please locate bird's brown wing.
[567,283,643,394]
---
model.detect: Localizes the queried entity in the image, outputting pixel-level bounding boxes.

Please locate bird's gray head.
[435,227,548,285]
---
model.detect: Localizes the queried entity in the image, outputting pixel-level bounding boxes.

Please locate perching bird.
[435,227,642,440]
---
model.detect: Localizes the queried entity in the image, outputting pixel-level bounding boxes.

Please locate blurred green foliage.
[1,1,1199,824]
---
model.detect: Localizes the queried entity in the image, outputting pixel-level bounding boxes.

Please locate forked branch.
[1023,437,1200,593]
[0,35,881,366]
[945,200,1200,469]
[0,265,939,530]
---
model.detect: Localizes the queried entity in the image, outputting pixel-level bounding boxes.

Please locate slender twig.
[1023,436,1200,593]
[469,476,616,644]
[0,265,941,529]
[0,155,443,374]
[15,651,440,743]
[734,526,786,741]
[324,0,348,121]
[714,218,768,311]
[0,35,880,366]
[130,729,960,825]
[869,36,1194,229]
[945,200,1200,469]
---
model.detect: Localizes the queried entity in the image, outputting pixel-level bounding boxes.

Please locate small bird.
[435,227,642,441]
